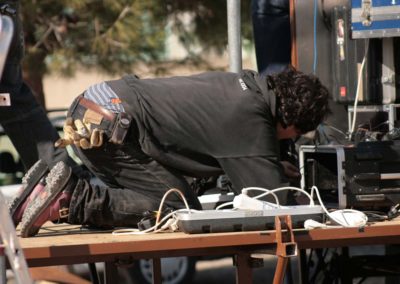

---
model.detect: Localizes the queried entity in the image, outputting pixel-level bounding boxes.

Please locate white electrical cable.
[112,183,368,236]
[350,39,370,136]
[242,187,280,205]
[219,186,314,210]
[239,185,367,228]
[112,208,200,235]
[156,188,192,222]
[252,186,315,207]
[216,201,234,210]
[310,186,368,227]
[112,188,195,235]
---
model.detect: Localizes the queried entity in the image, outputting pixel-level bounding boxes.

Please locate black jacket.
[107,70,286,193]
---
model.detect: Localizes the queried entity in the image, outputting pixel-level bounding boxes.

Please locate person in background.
[251,0,290,76]
[1,1,77,226]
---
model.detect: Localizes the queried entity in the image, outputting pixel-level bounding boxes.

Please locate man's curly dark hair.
[267,66,331,133]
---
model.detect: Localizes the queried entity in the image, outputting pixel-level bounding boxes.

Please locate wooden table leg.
[152,258,162,284]
[104,261,118,284]
[273,256,289,284]
[235,253,253,284]
[88,263,100,284]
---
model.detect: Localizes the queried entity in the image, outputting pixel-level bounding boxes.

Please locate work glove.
[55,117,104,149]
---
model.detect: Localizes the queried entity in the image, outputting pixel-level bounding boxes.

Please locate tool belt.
[68,94,132,145]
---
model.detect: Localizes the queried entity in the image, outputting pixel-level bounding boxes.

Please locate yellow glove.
[55,118,104,149]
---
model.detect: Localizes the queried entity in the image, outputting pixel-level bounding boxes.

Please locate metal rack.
[0,191,32,284]
[347,104,400,133]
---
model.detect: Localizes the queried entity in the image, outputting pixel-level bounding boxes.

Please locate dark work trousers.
[251,0,291,75]
[0,0,72,170]
[68,134,202,228]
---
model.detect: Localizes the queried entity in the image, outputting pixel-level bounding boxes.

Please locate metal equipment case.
[300,142,400,209]
[349,0,400,104]
[332,5,382,104]
[351,0,400,39]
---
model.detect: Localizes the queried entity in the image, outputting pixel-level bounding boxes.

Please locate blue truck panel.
[351,0,400,38]
[352,0,400,8]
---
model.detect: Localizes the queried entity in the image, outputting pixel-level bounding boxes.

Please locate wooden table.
[15,219,400,284]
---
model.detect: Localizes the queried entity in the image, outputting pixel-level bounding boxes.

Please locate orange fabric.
[111,98,122,104]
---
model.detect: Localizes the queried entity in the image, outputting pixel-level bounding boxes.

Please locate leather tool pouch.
[109,112,132,144]
[69,94,132,145]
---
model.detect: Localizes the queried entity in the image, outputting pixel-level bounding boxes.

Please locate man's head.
[267,66,331,137]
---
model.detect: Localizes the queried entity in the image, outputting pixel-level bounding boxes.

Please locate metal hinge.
[361,0,372,26]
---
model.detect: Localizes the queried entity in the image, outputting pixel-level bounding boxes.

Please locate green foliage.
[166,0,253,55]
[21,0,167,75]
[20,0,253,76]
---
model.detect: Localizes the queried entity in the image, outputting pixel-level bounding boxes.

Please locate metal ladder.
[0,191,32,284]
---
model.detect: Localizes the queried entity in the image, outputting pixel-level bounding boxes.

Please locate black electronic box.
[300,142,400,209]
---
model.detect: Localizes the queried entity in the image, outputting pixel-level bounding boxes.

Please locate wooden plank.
[16,220,400,267]
[10,219,400,284]
[29,266,90,284]
[18,224,277,260]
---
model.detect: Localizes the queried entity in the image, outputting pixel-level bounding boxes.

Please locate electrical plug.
[233,194,280,210]
[388,204,400,220]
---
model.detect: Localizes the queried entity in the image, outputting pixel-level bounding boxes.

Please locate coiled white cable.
[310,186,368,227]
[112,184,368,235]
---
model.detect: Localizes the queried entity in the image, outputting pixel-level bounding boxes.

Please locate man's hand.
[55,117,104,149]
[280,161,300,179]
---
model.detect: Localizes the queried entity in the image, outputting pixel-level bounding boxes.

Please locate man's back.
[107,70,279,177]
